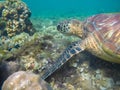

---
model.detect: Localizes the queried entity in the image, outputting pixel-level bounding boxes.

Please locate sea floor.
[0,16,120,90]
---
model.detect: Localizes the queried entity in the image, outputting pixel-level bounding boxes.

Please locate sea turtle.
[41,13,120,80]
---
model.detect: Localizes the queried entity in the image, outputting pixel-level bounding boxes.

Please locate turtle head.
[57,19,85,38]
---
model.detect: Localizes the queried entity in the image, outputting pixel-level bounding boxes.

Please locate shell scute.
[85,14,120,33]
[84,14,120,63]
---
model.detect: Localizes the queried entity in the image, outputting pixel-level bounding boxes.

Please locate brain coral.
[0,0,35,37]
[2,71,52,90]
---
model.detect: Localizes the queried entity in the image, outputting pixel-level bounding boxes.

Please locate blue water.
[23,0,120,18]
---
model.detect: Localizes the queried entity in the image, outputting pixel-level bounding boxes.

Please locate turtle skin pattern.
[41,13,120,80]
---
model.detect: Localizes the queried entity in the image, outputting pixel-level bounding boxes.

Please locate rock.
[2,71,53,90]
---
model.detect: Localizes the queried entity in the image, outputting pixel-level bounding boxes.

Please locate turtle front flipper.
[41,40,85,80]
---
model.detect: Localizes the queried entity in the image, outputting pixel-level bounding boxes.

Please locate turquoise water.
[23,0,120,17]
[0,0,120,90]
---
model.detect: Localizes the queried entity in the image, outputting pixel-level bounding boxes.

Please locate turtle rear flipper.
[41,40,85,80]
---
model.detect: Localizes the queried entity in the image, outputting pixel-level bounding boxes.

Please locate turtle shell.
[84,13,120,63]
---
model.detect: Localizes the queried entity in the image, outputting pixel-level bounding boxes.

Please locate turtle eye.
[57,24,61,31]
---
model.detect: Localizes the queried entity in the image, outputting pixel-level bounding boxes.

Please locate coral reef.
[0,32,50,88]
[0,0,35,37]
[0,13,120,90]
[2,71,52,90]
[0,0,37,87]
[0,16,79,89]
